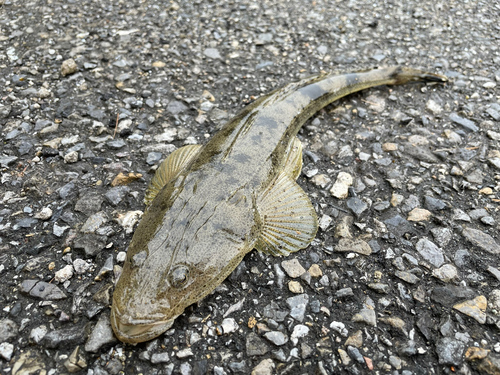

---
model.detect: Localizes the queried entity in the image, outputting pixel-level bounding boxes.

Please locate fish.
[110,66,447,343]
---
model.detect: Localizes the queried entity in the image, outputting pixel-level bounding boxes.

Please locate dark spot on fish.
[300,82,328,101]
[234,153,251,164]
[345,73,361,87]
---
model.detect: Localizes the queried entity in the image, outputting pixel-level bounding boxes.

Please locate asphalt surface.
[1,0,500,374]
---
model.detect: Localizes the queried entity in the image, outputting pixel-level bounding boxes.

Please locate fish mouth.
[110,308,178,344]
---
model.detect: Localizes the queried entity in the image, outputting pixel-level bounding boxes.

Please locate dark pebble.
[59,182,77,199]
[105,186,130,206]
[346,345,365,364]
[42,325,86,349]
[20,280,67,300]
[228,361,246,373]
[246,332,269,356]
[435,337,465,365]
[430,285,476,306]
[449,112,478,132]
[73,233,107,257]
[346,197,368,218]
[424,196,446,211]
[106,358,123,375]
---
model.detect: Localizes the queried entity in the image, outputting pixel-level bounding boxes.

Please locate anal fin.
[144,145,202,206]
[255,171,318,256]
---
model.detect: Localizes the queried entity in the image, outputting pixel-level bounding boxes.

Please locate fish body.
[111,67,446,343]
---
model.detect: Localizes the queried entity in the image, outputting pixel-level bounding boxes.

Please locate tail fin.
[390,66,447,85]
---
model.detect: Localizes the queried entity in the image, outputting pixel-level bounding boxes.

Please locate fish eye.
[169,265,190,288]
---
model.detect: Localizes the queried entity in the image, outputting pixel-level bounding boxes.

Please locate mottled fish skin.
[111,66,446,343]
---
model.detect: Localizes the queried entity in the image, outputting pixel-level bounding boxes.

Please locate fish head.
[111,181,259,344]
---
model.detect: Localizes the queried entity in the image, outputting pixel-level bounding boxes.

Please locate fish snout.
[110,307,177,344]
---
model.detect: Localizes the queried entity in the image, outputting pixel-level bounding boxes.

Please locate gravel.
[1,0,500,374]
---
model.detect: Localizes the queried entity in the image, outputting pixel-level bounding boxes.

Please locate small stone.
[318,214,332,231]
[21,280,67,300]
[290,324,309,344]
[115,210,143,234]
[465,346,490,361]
[436,337,466,365]
[84,313,117,352]
[426,99,443,115]
[450,165,463,176]
[54,265,74,283]
[73,234,107,257]
[251,358,274,375]
[416,238,444,267]
[221,318,238,334]
[335,238,372,255]
[407,208,432,222]
[34,207,53,220]
[310,174,331,188]
[330,172,353,199]
[204,48,222,59]
[449,113,478,132]
[176,348,194,358]
[246,332,269,356]
[479,187,493,195]
[281,259,306,278]
[380,317,406,332]
[487,266,500,282]
[432,264,458,283]
[431,285,476,306]
[105,186,130,206]
[0,319,18,342]
[452,209,471,222]
[64,151,79,163]
[424,196,446,211]
[394,271,420,284]
[335,287,354,298]
[346,197,368,218]
[368,283,389,293]
[431,227,453,247]
[352,308,376,327]
[347,345,365,364]
[308,264,322,277]
[151,352,170,364]
[488,290,500,311]
[61,58,78,76]
[29,326,48,344]
[64,346,87,373]
[345,330,363,348]
[111,172,143,186]
[53,223,69,237]
[382,143,398,151]
[81,211,109,233]
[0,342,14,361]
[264,331,288,346]
[453,296,487,324]
[288,280,304,294]
[73,259,91,274]
[338,348,351,365]
[391,193,404,207]
[286,294,308,322]
[462,227,500,254]
[402,142,439,163]
[42,326,86,349]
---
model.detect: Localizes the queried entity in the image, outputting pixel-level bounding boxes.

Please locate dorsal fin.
[144,145,202,206]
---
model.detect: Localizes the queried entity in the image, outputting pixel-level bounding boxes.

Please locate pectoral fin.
[283,137,303,180]
[255,171,318,256]
[144,145,202,206]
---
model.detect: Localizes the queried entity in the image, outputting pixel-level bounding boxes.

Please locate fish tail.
[388,66,448,85]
